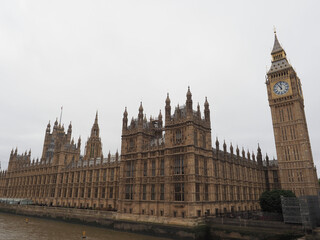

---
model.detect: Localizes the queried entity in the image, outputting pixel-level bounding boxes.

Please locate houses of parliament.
[0,33,318,219]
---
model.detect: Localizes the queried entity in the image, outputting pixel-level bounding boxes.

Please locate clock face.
[273,81,289,95]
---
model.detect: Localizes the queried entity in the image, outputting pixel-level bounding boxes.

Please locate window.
[151,184,155,200]
[175,129,182,143]
[87,188,91,198]
[204,159,207,176]
[204,184,209,201]
[110,169,114,181]
[195,156,199,175]
[142,185,146,200]
[214,185,219,201]
[125,184,133,200]
[125,161,134,177]
[101,188,105,198]
[109,187,113,199]
[160,158,164,176]
[174,183,184,201]
[202,133,206,148]
[174,155,184,175]
[143,161,147,176]
[160,184,164,200]
[94,188,98,198]
[96,170,99,182]
[196,183,200,201]
[151,160,156,176]
[194,130,198,146]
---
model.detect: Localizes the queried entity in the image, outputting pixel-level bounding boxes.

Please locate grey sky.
[0,1,319,175]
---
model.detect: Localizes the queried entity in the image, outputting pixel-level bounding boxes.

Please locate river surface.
[0,212,174,240]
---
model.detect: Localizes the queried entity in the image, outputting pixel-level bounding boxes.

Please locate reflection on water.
[0,212,173,240]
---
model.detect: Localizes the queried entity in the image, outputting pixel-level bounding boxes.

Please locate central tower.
[266,32,319,196]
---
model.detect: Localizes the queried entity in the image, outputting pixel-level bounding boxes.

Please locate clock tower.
[266,32,319,196]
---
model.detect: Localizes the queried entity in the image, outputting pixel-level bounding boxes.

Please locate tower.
[266,32,319,196]
[84,112,103,159]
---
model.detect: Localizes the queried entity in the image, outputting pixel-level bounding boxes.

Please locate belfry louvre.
[0,33,318,219]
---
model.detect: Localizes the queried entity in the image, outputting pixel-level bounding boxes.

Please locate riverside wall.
[0,204,203,240]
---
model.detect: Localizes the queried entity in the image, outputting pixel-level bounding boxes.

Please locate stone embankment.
[0,204,202,239]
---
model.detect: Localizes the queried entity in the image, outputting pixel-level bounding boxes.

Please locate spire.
[165,93,171,123]
[95,111,98,124]
[271,31,284,54]
[204,97,210,122]
[90,112,100,137]
[123,107,128,130]
[186,86,193,115]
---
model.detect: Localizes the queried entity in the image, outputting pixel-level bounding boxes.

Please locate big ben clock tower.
[266,32,319,196]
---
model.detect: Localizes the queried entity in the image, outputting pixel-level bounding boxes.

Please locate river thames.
[0,212,174,240]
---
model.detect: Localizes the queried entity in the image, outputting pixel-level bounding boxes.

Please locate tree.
[259,190,296,213]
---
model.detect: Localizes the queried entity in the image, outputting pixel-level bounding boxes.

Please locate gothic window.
[125,184,133,200]
[196,183,200,201]
[202,133,206,148]
[152,160,156,176]
[96,170,99,182]
[109,187,113,198]
[222,186,227,201]
[110,169,114,181]
[143,161,147,176]
[160,184,164,200]
[237,186,240,200]
[215,185,219,201]
[81,188,84,198]
[175,129,182,144]
[204,184,209,201]
[103,170,107,181]
[125,161,134,177]
[142,185,146,200]
[204,159,208,176]
[174,155,184,175]
[195,156,199,175]
[230,186,234,200]
[94,188,98,198]
[101,188,105,198]
[151,184,155,200]
[87,188,91,198]
[160,158,164,176]
[174,183,184,201]
[90,144,94,158]
[194,130,198,146]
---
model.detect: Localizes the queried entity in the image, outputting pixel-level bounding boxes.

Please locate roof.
[271,33,284,54]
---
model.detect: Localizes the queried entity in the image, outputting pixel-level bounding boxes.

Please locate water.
[0,212,174,240]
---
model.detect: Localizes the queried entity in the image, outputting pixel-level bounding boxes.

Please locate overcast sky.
[0,1,319,175]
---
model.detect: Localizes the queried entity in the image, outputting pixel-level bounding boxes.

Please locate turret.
[197,103,201,118]
[165,93,171,123]
[215,137,219,152]
[46,121,51,134]
[78,136,81,149]
[204,97,210,122]
[257,144,263,166]
[186,86,193,116]
[158,110,163,128]
[266,154,269,167]
[67,122,72,141]
[138,102,143,126]
[90,111,100,137]
[123,107,128,130]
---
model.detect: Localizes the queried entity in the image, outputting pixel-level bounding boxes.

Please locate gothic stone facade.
[0,88,279,218]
